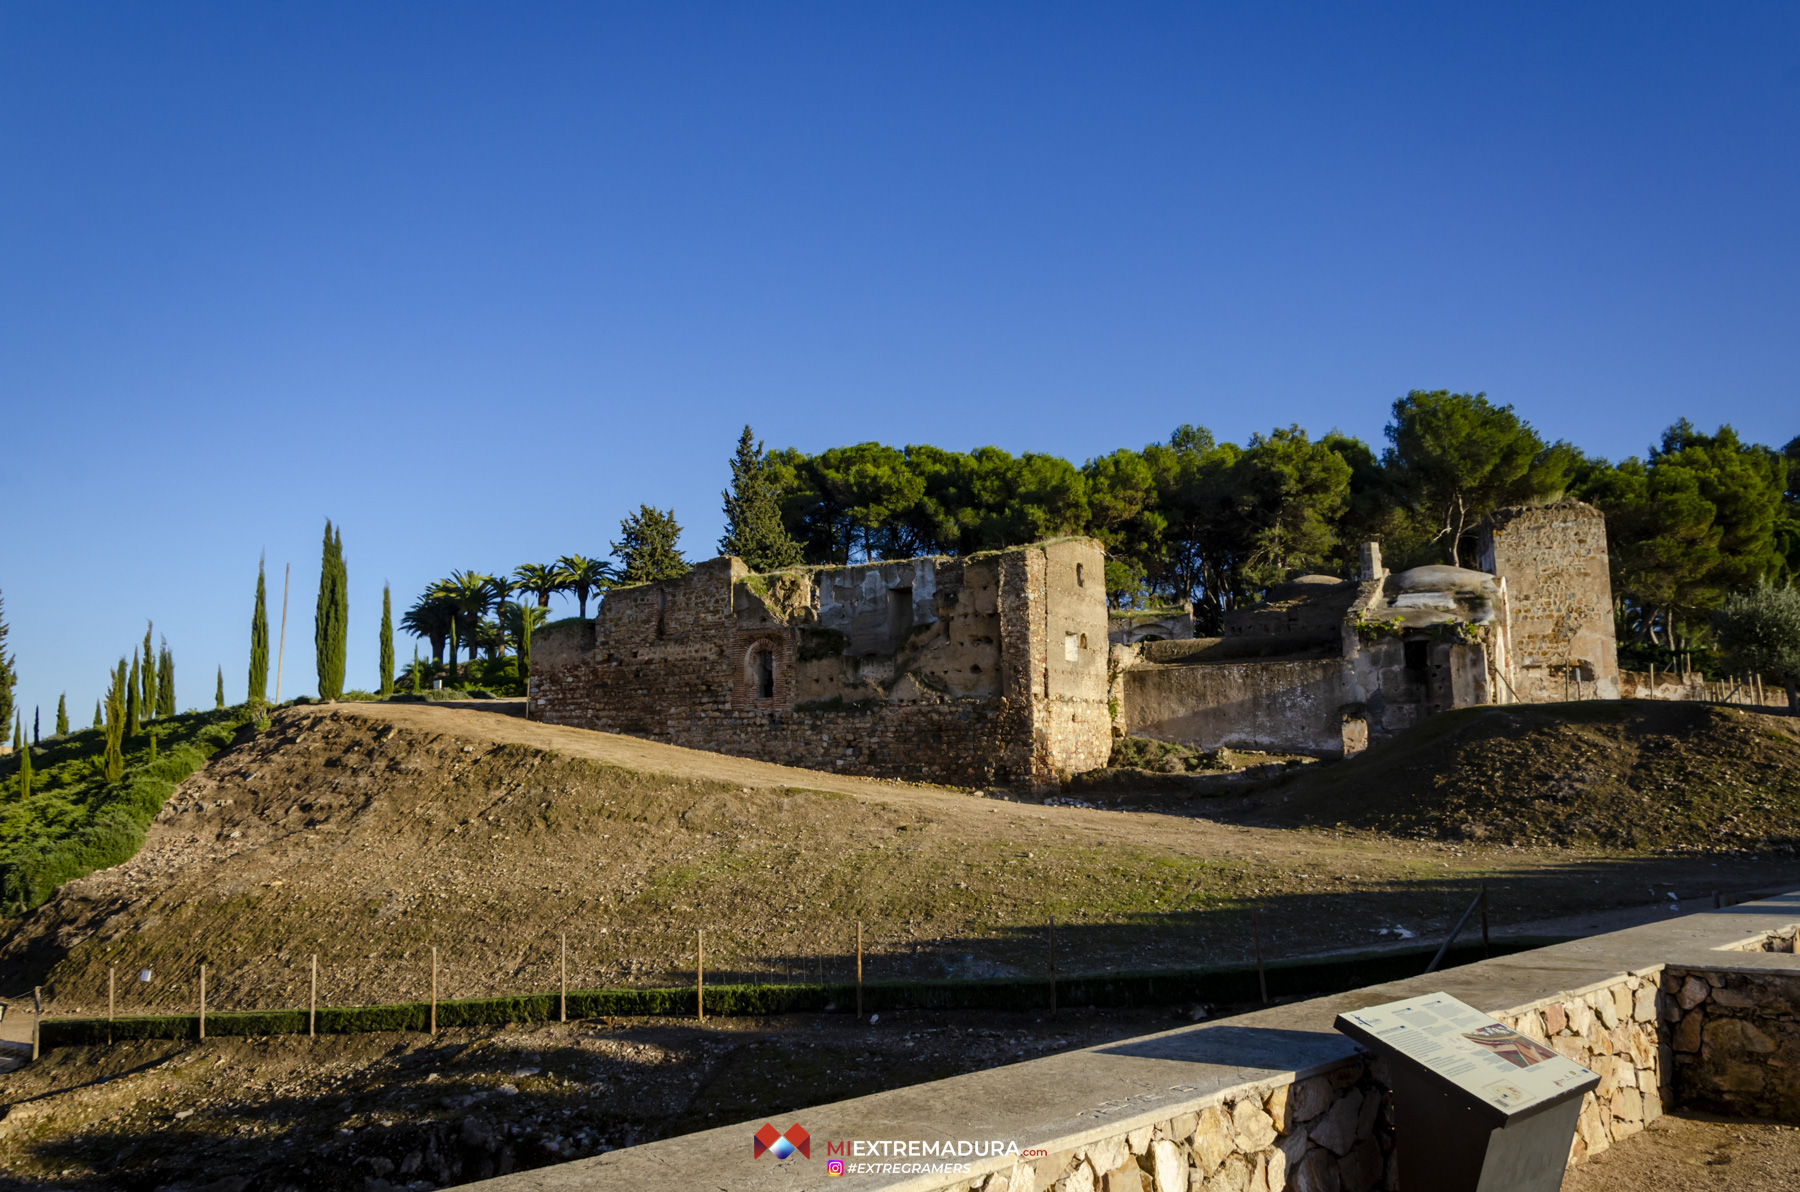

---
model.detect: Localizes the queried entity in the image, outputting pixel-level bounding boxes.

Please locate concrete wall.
[528,540,1111,787]
[1478,503,1619,701]
[1117,658,1357,757]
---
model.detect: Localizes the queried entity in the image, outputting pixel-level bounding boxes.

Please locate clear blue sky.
[2,3,1796,724]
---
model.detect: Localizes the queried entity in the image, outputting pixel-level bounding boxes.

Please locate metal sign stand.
[1336,993,1599,1192]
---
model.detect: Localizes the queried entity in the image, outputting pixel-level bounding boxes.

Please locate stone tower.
[1476,502,1619,702]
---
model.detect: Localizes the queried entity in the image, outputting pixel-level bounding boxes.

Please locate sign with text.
[1335,992,1597,1118]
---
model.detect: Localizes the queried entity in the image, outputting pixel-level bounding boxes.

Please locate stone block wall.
[1477,503,1619,702]
[1663,968,1800,1122]
[923,972,1669,1192]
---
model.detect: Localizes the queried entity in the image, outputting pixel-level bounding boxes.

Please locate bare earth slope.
[4,702,1797,1018]
[1247,701,1800,849]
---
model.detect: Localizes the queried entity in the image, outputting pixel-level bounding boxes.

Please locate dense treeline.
[764,394,1799,647]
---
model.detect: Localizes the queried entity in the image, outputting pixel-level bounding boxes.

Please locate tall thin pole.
[198,965,206,1040]
[1480,883,1490,959]
[1047,916,1057,1016]
[309,954,317,1037]
[274,563,290,703]
[430,947,438,1034]
[855,920,864,1020]
[696,931,705,1022]
[32,986,41,1061]
[1252,912,1268,1004]
[560,933,568,1024]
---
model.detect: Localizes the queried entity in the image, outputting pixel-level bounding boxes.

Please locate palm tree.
[401,592,456,665]
[513,562,571,609]
[431,571,496,674]
[556,554,616,619]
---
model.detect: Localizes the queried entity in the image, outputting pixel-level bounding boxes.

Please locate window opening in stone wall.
[1076,563,1084,586]
[1403,638,1429,672]
[1079,633,1088,650]
[755,648,774,699]
[887,587,913,651]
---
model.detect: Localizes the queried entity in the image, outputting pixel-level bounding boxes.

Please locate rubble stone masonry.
[527,540,1112,787]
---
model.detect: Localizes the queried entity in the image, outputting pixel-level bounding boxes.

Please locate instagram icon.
[826,1159,846,1176]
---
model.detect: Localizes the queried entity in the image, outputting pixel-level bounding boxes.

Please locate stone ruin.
[527,503,1619,783]
[528,538,1112,787]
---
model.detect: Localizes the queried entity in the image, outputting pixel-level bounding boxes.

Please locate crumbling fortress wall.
[1478,502,1619,701]
[528,539,1111,787]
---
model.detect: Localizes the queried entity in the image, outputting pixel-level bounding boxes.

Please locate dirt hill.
[3,701,1796,1021]
[1248,701,1800,849]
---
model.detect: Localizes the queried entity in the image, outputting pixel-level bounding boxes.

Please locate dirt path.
[1561,1110,1800,1190]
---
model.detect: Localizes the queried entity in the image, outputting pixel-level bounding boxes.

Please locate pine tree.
[379,583,395,696]
[0,587,15,742]
[612,505,691,584]
[249,556,270,705]
[141,623,156,718]
[314,520,348,700]
[13,714,29,798]
[55,694,67,737]
[720,425,804,571]
[156,640,176,718]
[215,667,225,709]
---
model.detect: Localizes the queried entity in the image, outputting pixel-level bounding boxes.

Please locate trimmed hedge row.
[37,937,1562,1050]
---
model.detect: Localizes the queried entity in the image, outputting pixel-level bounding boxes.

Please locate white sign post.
[1335,992,1599,1192]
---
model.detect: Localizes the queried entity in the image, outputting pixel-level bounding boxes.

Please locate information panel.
[1335,992,1596,1118]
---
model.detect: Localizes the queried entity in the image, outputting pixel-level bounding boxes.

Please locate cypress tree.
[314,520,348,700]
[612,505,691,584]
[0,587,16,741]
[93,700,102,730]
[447,618,459,686]
[126,651,141,737]
[141,623,156,718]
[55,694,67,737]
[720,425,804,571]
[102,661,125,782]
[410,647,422,693]
[518,605,533,685]
[249,557,270,705]
[215,666,225,709]
[156,640,176,718]
[379,583,395,696]
[13,715,28,798]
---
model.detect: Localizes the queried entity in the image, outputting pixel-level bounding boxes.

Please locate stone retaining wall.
[931,972,1669,1192]
[1664,967,1800,1123]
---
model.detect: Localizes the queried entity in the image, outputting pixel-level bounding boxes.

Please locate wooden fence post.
[855,920,863,1020]
[1480,883,1490,958]
[1253,913,1268,1004]
[430,947,438,1035]
[309,955,317,1038]
[198,965,206,1041]
[560,933,568,1024]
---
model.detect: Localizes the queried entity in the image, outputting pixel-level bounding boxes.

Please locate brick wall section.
[527,541,1110,787]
